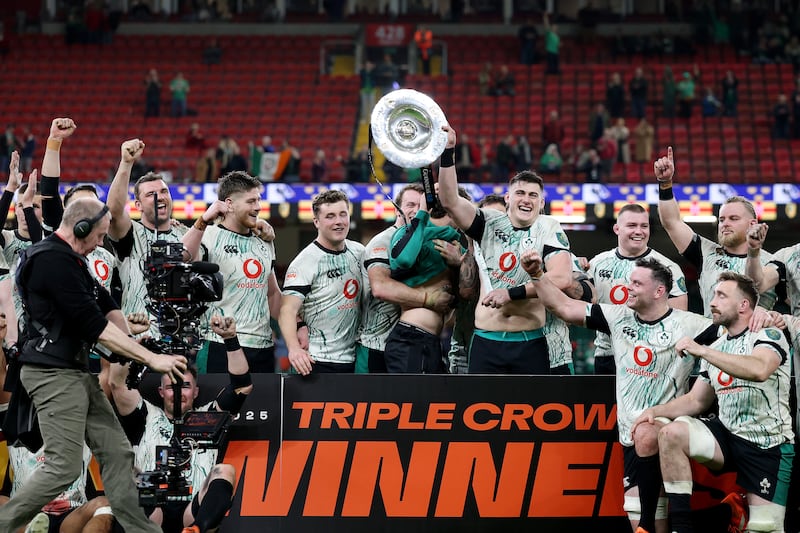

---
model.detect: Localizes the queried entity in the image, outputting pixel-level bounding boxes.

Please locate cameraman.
[109,315,252,533]
[0,197,186,533]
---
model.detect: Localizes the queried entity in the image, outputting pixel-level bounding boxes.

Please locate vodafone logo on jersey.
[717,372,734,387]
[633,346,654,367]
[343,279,360,300]
[609,285,629,305]
[243,259,263,279]
[498,252,517,272]
[93,260,110,281]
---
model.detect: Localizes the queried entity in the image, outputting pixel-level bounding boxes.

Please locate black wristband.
[508,285,527,300]
[440,147,455,168]
[658,186,674,200]
[229,371,252,389]
[223,336,241,352]
[297,321,308,329]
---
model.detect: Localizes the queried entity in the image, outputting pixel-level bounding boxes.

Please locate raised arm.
[181,199,226,261]
[437,126,479,231]
[41,118,77,231]
[655,146,695,253]
[107,139,145,240]
[745,223,780,293]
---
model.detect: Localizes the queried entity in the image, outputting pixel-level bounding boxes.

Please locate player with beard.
[384,188,466,373]
[654,147,776,316]
[634,272,792,533]
[106,139,190,339]
[532,255,721,533]
[182,171,281,373]
[438,125,574,374]
[588,203,688,375]
[280,190,364,375]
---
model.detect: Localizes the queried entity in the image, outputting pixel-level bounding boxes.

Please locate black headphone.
[74,205,109,239]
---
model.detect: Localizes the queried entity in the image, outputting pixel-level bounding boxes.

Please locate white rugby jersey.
[586,304,717,446]
[359,226,400,352]
[283,240,365,364]
[201,225,276,349]
[768,244,800,317]
[134,399,217,496]
[112,222,189,338]
[544,254,585,369]
[588,247,687,359]
[468,209,570,291]
[699,327,793,449]
[683,234,777,316]
[9,444,92,510]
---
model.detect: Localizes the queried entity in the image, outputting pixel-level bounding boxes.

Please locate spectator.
[701,87,723,117]
[518,18,538,65]
[195,148,218,183]
[596,129,618,178]
[223,147,248,175]
[515,135,533,171]
[578,148,603,183]
[588,102,610,144]
[785,35,800,73]
[276,139,301,181]
[629,67,648,119]
[455,133,478,181]
[216,134,240,170]
[478,62,493,95]
[606,72,625,118]
[539,143,562,174]
[414,25,433,75]
[663,66,677,118]
[185,122,207,152]
[609,118,631,164]
[144,68,161,118]
[773,93,791,139]
[359,60,376,122]
[543,11,560,74]
[20,127,35,174]
[202,37,222,66]
[721,69,739,117]
[543,109,565,152]
[346,147,370,182]
[1,125,21,174]
[494,134,516,180]
[490,65,515,96]
[568,141,590,178]
[373,54,399,95]
[382,159,403,182]
[633,118,655,163]
[311,149,328,182]
[169,72,190,117]
[677,71,695,118]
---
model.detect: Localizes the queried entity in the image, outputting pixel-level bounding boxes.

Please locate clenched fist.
[121,139,145,163]
[49,118,77,140]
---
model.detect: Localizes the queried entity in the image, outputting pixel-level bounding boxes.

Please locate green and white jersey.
[467,209,570,291]
[588,247,687,359]
[284,240,365,364]
[783,316,800,436]
[112,222,189,338]
[544,254,585,368]
[87,246,117,292]
[448,293,477,372]
[586,304,717,446]
[769,244,800,316]
[5,231,36,333]
[136,399,217,496]
[201,225,276,349]
[699,327,793,449]
[683,234,777,316]
[10,444,91,510]
[359,226,400,352]
[0,230,33,283]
